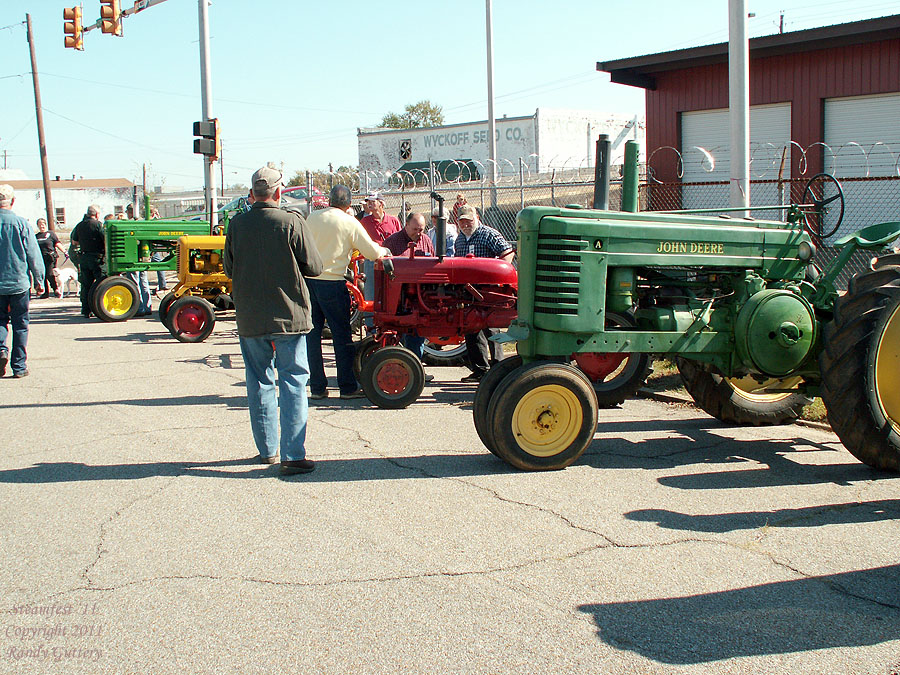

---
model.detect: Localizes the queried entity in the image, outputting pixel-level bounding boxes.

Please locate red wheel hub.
[175,306,206,335]
[573,352,627,382]
[375,361,411,395]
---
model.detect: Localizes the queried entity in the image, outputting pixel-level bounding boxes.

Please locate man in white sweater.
[303,184,389,399]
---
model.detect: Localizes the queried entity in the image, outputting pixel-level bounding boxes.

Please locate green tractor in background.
[476,141,900,473]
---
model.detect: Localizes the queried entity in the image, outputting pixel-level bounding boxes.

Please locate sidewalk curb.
[637,388,833,432]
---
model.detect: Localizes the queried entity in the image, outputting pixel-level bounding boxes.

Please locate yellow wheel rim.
[511,384,583,457]
[874,303,900,433]
[101,286,134,316]
[726,374,803,402]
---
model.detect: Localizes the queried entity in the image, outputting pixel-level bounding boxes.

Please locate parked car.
[282,186,328,210]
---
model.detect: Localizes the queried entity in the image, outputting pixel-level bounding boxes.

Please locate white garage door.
[824,93,900,236]
[681,103,792,211]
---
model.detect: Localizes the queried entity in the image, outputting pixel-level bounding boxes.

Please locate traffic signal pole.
[26,14,56,231]
[197,0,217,232]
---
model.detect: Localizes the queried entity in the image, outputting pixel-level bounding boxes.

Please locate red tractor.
[352,248,518,409]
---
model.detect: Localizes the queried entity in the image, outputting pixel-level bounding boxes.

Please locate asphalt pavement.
[1,295,899,674]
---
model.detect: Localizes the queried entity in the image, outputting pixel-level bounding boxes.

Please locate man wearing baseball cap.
[454,204,514,382]
[0,184,44,378]
[360,192,401,244]
[224,164,324,475]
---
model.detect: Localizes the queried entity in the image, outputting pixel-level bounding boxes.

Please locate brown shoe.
[339,388,366,400]
[280,459,315,475]
[258,455,279,464]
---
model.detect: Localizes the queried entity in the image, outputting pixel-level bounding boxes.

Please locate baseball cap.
[431,207,444,217]
[251,164,284,192]
[364,192,383,202]
[457,204,477,221]
[0,184,14,203]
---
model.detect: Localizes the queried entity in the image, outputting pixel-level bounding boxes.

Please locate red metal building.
[598,15,900,185]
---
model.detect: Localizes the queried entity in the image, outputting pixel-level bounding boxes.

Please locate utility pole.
[142,163,147,216]
[26,14,56,231]
[197,0,217,231]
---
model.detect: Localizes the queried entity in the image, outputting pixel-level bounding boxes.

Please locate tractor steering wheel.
[801,173,845,239]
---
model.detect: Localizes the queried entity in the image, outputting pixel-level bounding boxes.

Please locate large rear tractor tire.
[488,362,598,471]
[473,356,523,455]
[677,358,810,426]
[93,275,139,322]
[819,261,900,471]
[168,296,216,343]
[422,339,469,367]
[359,346,425,409]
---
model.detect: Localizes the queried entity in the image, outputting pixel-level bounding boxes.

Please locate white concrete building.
[357,108,645,179]
[1,178,135,230]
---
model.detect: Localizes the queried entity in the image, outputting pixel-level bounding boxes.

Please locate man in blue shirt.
[453,205,514,382]
[0,185,44,378]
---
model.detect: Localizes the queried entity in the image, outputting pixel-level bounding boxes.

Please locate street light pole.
[485,0,498,208]
[728,0,750,216]
[197,0,217,231]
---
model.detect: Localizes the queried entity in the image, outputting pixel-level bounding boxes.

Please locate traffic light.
[193,119,220,160]
[63,6,83,50]
[99,0,122,36]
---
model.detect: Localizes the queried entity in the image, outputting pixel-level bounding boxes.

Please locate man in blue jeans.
[0,184,44,378]
[224,165,324,476]
[304,185,390,399]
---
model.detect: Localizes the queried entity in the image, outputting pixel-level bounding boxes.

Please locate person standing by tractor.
[34,217,65,299]
[304,185,390,400]
[383,212,436,367]
[454,204,514,382]
[124,204,152,316]
[224,165,324,476]
[0,184,43,378]
[70,205,105,318]
[360,192,400,244]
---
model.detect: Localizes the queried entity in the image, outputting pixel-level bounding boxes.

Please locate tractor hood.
[382,256,518,287]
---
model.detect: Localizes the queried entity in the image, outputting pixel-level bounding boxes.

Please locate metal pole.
[622,140,640,212]
[728,0,750,215]
[198,0,217,232]
[485,0,498,209]
[25,14,55,231]
[519,158,525,211]
[593,134,610,210]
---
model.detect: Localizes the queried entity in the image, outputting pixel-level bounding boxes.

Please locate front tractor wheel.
[168,296,216,343]
[359,346,425,409]
[488,363,598,471]
[677,358,810,426]
[820,262,900,471]
[93,276,139,322]
[473,356,523,455]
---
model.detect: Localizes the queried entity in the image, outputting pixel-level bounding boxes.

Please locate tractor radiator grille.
[108,232,127,260]
[534,233,586,316]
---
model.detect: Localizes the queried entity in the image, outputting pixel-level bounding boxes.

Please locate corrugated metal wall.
[645,38,900,183]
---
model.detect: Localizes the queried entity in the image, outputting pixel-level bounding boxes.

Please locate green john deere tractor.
[475,146,900,473]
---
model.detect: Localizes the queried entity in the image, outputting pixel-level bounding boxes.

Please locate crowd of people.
[0,172,515,477]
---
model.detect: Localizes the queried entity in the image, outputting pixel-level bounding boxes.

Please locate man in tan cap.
[0,184,44,378]
[224,164,324,476]
[453,204,514,382]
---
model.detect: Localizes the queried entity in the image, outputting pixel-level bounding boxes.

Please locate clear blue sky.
[1,0,896,190]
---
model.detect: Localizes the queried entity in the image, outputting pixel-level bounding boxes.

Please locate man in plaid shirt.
[453,205,514,382]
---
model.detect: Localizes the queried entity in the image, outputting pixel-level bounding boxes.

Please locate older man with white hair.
[0,184,44,378]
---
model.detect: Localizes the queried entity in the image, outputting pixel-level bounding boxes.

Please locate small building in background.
[357,108,645,181]
[0,177,135,229]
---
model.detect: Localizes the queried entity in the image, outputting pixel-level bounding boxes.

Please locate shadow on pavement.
[0,393,247,410]
[577,565,900,664]
[0,452,509,484]
[578,416,885,487]
[626,498,900,533]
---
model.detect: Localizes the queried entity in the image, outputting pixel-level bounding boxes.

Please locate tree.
[287,166,358,193]
[379,100,444,129]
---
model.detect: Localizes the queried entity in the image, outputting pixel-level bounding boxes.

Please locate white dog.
[56,267,79,297]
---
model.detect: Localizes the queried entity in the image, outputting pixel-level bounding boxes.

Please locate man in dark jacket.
[224,165,324,475]
[70,205,105,317]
